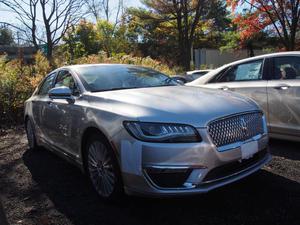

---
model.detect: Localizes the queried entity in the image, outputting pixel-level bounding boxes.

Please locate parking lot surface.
[0,127,299,225]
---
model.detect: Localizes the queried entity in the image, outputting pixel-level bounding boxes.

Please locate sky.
[0,0,143,26]
[0,0,143,45]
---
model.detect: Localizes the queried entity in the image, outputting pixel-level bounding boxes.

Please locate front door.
[43,70,83,158]
[32,73,56,142]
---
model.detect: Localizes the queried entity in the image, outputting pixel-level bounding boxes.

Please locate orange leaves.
[226,0,239,11]
[228,0,274,45]
[233,13,262,42]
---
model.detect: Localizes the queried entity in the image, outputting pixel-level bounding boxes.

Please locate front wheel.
[85,134,123,200]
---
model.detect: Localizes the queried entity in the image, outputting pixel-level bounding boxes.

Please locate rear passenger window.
[272,56,300,80]
[217,60,263,82]
[38,73,55,96]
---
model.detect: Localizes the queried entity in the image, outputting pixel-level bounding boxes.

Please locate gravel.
[0,127,300,225]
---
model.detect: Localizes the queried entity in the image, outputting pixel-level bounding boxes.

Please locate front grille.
[202,148,268,183]
[208,112,264,147]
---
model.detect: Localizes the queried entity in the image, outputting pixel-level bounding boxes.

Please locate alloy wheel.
[87,141,116,198]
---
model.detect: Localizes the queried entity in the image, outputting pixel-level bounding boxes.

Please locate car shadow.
[22,148,300,225]
[269,138,300,160]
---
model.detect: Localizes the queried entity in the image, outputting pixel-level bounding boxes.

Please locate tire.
[85,134,123,200]
[25,118,39,151]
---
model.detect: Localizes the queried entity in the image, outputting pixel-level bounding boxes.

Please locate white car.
[187,69,213,76]
[173,70,213,84]
[188,52,300,142]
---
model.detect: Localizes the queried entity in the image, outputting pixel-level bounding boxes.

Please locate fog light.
[144,167,192,188]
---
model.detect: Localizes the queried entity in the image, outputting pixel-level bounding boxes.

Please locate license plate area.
[241,141,258,159]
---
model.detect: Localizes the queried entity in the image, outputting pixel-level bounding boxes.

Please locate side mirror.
[48,86,74,102]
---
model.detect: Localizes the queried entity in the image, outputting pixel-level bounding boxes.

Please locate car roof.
[187,51,300,86]
[222,51,300,67]
[59,63,142,70]
[187,69,212,72]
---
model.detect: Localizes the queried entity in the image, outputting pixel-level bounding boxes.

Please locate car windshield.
[73,65,179,92]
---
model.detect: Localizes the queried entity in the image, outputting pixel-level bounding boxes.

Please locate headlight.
[123,121,201,143]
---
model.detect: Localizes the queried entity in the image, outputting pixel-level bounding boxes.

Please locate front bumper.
[117,128,270,197]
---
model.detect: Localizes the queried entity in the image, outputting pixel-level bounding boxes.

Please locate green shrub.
[0,52,50,126]
[72,53,181,75]
[0,52,178,126]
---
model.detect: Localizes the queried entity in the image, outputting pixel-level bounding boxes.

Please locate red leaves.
[233,12,271,43]
[226,0,239,11]
[227,0,277,45]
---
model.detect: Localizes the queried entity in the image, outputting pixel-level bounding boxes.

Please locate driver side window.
[217,60,263,82]
[55,70,80,96]
[38,73,56,96]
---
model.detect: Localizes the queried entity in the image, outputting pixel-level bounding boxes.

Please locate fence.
[0,46,37,63]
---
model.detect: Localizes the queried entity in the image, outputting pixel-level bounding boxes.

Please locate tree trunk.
[247,41,254,57]
[47,43,53,60]
[182,40,191,71]
[183,0,190,71]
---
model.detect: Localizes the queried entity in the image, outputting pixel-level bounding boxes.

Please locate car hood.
[86,86,260,127]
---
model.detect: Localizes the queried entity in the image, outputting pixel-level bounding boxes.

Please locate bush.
[0,52,50,126]
[72,53,181,75]
[0,51,178,126]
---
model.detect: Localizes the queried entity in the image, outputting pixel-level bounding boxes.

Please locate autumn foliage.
[0,52,51,125]
[0,51,178,126]
[227,0,300,50]
[232,11,271,45]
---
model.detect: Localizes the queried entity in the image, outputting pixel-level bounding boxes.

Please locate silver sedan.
[24,64,271,199]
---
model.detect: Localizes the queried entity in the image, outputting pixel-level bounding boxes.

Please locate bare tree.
[84,0,102,20]
[84,0,124,23]
[103,0,109,21]
[0,0,83,59]
[0,0,39,48]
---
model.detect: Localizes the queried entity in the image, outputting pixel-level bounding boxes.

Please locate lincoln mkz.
[24,64,271,199]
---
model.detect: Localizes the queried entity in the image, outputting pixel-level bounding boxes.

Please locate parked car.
[188,52,300,142]
[173,70,212,83]
[186,69,213,77]
[24,64,270,199]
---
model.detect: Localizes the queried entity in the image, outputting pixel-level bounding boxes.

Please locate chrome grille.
[208,112,264,147]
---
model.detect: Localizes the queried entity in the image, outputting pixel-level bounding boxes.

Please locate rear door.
[203,59,269,121]
[267,56,300,138]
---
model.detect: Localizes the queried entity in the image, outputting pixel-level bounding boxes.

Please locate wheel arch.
[80,126,120,173]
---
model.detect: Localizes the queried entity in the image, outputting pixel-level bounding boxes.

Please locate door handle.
[220,86,230,91]
[273,84,290,90]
